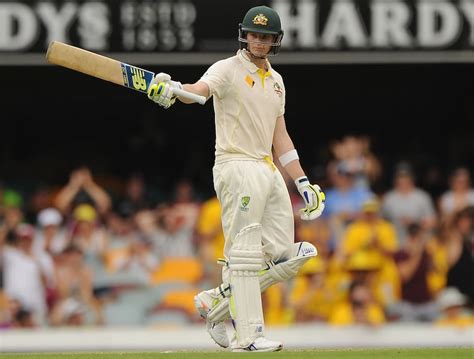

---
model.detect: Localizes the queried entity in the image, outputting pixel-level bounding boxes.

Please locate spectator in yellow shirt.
[329,279,385,326]
[195,196,225,287]
[337,198,401,306]
[288,256,333,322]
[340,198,398,256]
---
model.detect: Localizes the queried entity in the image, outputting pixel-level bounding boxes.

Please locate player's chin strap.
[207,242,318,324]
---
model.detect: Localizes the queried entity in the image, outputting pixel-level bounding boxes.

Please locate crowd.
[0,135,473,329]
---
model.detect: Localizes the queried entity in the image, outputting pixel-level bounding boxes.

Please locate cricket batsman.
[148,5,326,352]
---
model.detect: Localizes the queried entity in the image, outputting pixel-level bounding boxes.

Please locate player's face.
[247,32,274,57]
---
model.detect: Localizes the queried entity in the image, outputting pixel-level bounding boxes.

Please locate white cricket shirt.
[200,50,286,163]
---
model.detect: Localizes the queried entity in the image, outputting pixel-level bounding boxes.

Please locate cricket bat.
[45,41,206,105]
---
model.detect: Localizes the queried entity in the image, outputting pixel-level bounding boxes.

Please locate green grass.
[0,348,472,359]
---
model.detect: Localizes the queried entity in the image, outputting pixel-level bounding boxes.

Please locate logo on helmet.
[253,13,268,26]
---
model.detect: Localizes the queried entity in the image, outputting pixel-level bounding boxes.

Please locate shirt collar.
[237,50,273,76]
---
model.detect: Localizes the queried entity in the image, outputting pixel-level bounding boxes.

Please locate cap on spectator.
[300,257,325,275]
[345,250,382,271]
[437,287,467,310]
[15,223,35,238]
[37,208,63,227]
[362,198,380,213]
[73,204,97,222]
[2,190,23,208]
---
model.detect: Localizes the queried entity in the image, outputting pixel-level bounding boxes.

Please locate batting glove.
[295,176,326,220]
[147,72,182,109]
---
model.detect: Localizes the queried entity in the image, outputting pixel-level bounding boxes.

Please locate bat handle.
[173,88,207,105]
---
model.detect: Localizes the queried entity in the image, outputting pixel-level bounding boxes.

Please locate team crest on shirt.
[253,14,268,26]
[240,196,251,211]
[274,82,283,97]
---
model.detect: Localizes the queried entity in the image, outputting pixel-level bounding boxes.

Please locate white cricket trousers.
[213,159,294,272]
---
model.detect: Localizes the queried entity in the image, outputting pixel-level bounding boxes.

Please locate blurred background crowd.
[1,135,473,330]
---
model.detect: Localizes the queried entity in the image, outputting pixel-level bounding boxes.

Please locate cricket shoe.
[232,336,283,352]
[194,290,229,348]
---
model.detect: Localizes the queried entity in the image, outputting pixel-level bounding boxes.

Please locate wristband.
[279,149,299,167]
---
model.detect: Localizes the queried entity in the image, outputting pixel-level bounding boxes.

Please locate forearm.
[179,82,210,104]
[54,184,80,213]
[272,120,306,180]
[282,159,306,182]
[83,183,111,214]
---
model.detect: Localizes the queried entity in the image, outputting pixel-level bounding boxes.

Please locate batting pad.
[207,242,317,324]
[229,223,265,348]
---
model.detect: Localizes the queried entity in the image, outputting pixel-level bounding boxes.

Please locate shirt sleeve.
[278,78,286,117]
[199,60,229,99]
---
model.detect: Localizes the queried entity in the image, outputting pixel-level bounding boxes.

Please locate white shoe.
[232,337,283,352]
[194,291,229,348]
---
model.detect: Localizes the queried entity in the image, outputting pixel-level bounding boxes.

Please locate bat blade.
[46,41,207,104]
[46,41,154,93]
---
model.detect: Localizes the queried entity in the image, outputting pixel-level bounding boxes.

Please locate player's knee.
[229,223,263,271]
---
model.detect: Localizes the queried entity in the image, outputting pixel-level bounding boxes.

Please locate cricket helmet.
[238,6,284,55]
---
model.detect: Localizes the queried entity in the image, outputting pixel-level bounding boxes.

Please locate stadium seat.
[150,257,203,285]
[158,288,201,316]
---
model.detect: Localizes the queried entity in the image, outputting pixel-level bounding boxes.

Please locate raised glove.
[295,176,326,220]
[147,72,183,109]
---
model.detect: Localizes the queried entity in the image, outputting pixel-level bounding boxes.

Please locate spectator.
[288,257,332,322]
[34,207,68,256]
[114,173,154,219]
[3,224,48,325]
[134,209,160,237]
[54,167,111,216]
[1,206,24,245]
[195,196,225,287]
[382,163,437,244]
[102,210,137,273]
[50,245,102,326]
[392,224,439,321]
[338,198,400,307]
[435,287,474,328]
[70,204,108,270]
[444,206,474,306]
[171,179,200,230]
[324,162,373,249]
[33,208,67,306]
[339,198,398,258]
[0,291,11,327]
[328,280,385,326]
[114,235,158,284]
[439,167,474,221]
[152,205,195,259]
[330,135,382,189]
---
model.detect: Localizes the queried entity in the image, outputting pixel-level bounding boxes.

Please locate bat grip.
[173,88,207,105]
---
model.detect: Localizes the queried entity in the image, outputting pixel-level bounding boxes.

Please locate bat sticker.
[121,63,154,93]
